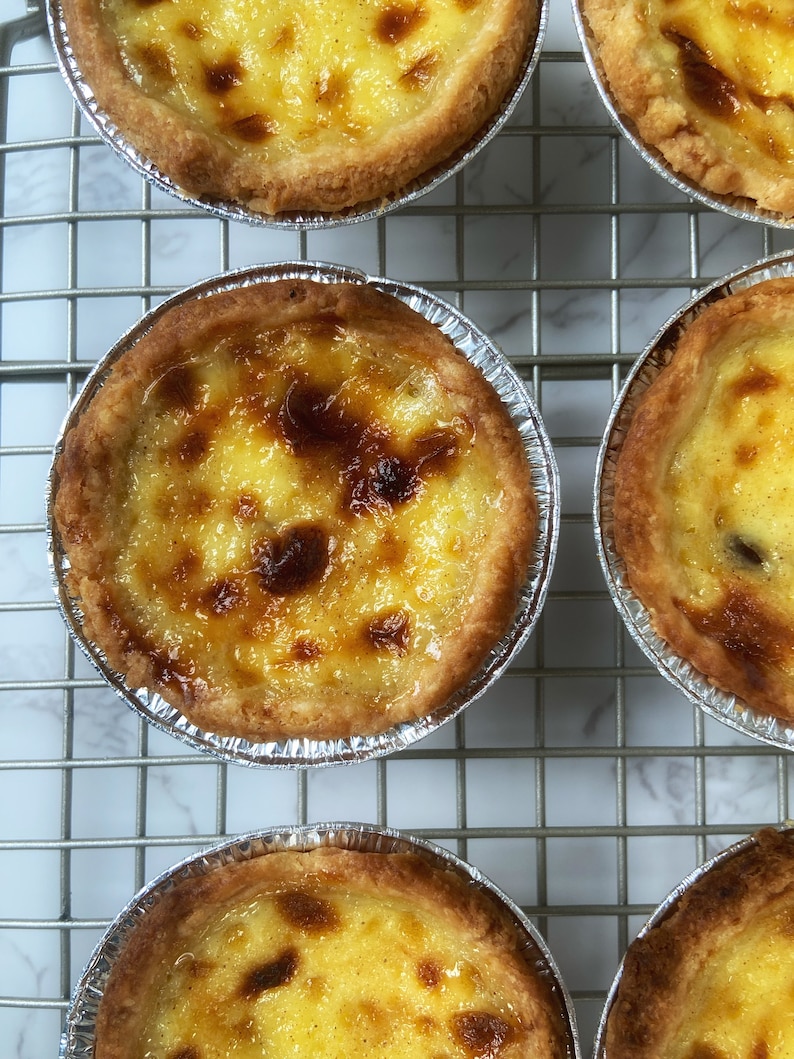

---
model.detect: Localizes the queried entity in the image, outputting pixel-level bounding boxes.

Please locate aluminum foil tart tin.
[59,821,581,1059]
[46,0,547,231]
[47,260,560,768]
[595,250,794,751]
[591,827,787,1059]
[571,0,794,230]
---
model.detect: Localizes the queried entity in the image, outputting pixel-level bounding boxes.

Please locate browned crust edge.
[52,278,537,743]
[603,827,794,1059]
[578,0,794,217]
[612,277,794,723]
[58,0,538,215]
[93,846,569,1059]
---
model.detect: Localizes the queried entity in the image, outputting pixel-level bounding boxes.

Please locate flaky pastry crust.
[613,277,794,723]
[93,845,570,1059]
[57,0,538,216]
[603,827,794,1059]
[52,278,536,743]
[579,0,794,217]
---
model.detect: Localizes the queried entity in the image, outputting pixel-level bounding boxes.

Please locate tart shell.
[48,263,558,765]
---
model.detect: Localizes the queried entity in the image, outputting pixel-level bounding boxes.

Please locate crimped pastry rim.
[46,0,547,229]
[594,250,794,751]
[59,821,581,1059]
[46,260,560,768]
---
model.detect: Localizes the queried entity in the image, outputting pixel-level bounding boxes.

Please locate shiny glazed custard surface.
[662,904,794,1059]
[665,323,794,671]
[106,316,504,719]
[138,879,532,1057]
[647,0,794,170]
[101,0,492,161]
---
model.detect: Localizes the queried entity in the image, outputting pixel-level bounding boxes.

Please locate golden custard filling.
[108,320,502,717]
[660,906,794,1059]
[103,0,491,162]
[666,326,794,657]
[141,882,528,1057]
[650,0,794,170]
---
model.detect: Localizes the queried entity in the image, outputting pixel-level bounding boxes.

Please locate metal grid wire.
[5,1,794,1056]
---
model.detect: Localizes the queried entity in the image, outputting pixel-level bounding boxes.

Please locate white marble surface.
[3,0,794,1056]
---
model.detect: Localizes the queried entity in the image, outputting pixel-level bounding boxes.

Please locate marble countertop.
[3,0,794,1056]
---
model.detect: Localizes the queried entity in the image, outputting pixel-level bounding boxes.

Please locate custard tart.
[91,843,571,1059]
[579,0,794,218]
[51,275,536,745]
[601,827,794,1059]
[55,0,539,216]
[612,276,794,723]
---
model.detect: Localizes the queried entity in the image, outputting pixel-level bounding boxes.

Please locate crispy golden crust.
[603,828,794,1059]
[612,278,794,723]
[58,0,538,216]
[579,0,794,217]
[94,846,570,1059]
[52,278,536,743]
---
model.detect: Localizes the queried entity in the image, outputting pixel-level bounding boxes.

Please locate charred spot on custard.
[279,381,354,450]
[399,52,439,90]
[376,2,427,43]
[150,364,201,416]
[167,1046,200,1059]
[171,549,201,583]
[135,42,175,83]
[254,523,329,595]
[367,608,411,655]
[735,442,759,465]
[180,20,203,40]
[204,57,245,95]
[292,637,322,661]
[177,429,208,464]
[203,577,243,615]
[452,1011,513,1055]
[731,364,779,399]
[233,492,261,524]
[240,949,299,998]
[276,890,340,931]
[661,29,740,119]
[316,69,349,105]
[228,113,276,142]
[726,533,766,570]
[417,958,443,987]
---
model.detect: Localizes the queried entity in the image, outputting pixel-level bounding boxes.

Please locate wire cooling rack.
[4,1,794,1056]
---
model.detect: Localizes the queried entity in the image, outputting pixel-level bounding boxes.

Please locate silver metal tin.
[59,821,581,1059]
[592,827,790,1059]
[571,0,794,230]
[47,260,559,768]
[46,0,547,230]
[595,250,794,751]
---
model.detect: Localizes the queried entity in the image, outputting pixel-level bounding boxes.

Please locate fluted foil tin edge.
[46,0,547,230]
[46,260,560,768]
[59,821,581,1059]
[594,250,794,752]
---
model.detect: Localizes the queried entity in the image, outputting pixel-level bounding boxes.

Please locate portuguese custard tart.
[601,827,794,1059]
[612,276,794,725]
[51,274,537,746]
[88,841,572,1059]
[54,0,540,216]
[578,0,794,218]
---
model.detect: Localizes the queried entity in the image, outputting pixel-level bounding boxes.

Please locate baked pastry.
[602,827,794,1059]
[579,0,794,217]
[92,844,570,1059]
[52,276,536,744]
[612,276,794,723]
[55,0,539,216]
